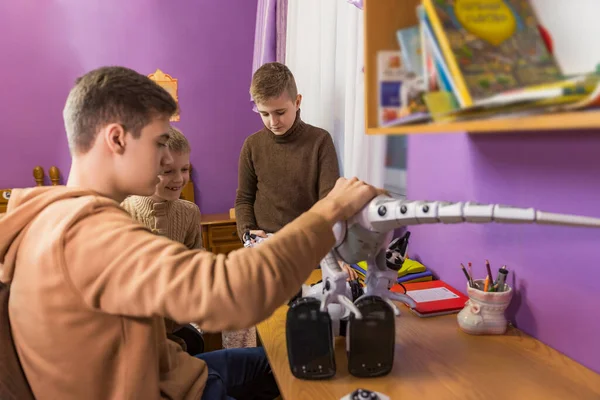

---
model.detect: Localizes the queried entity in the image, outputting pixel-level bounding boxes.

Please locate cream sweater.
[121,196,203,250]
[121,196,204,345]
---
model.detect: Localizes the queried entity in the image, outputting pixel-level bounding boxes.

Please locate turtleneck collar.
[267,109,306,144]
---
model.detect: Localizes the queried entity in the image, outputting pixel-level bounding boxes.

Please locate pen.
[468,262,473,283]
[496,265,509,292]
[460,263,473,288]
[485,259,494,283]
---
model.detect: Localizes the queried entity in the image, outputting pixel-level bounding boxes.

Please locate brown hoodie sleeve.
[235,139,259,239]
[318,133,341,200]
[63,204,333,332]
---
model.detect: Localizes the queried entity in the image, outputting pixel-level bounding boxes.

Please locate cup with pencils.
[457,260,513,335]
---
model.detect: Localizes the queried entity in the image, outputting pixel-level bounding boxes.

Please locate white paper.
[406,287,459,303]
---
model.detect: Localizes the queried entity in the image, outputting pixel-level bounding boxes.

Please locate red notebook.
[391,280,468,318]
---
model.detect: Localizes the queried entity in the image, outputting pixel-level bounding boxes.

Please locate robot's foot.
[347,296,396,378]
[286,297,336,380]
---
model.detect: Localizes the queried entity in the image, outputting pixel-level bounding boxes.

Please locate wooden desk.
[257,270,600,400]
[201,212,243,255]
[200,213,244,352]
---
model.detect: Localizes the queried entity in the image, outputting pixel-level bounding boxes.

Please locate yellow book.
[356,258,426,278]
[422,0,563,107]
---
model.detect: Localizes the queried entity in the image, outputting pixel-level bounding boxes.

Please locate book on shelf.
[377,49,430,127]
[380,0,600,128]
[422,0,563,107]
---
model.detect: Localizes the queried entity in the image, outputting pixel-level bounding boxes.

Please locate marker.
[468,262,473,283]
[485,259,494,283]
[496,266,509,292]
[460,263,473,287]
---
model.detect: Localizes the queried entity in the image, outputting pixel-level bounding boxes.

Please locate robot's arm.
[333,195,600,265]
[363,196,600,231]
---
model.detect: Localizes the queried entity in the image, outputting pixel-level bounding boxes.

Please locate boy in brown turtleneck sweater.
[235,62,358,281]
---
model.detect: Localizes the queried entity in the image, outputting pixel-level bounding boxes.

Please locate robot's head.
[385,231,410,271]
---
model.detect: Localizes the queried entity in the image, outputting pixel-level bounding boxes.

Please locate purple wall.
[0,0,262,214]
[407,130,600,374]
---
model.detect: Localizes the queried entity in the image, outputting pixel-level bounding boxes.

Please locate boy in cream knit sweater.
[122,127,254,350]
[121,126,202,250]
[121,126,203,351]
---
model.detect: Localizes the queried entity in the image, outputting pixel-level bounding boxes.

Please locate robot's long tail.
[365,198,600,232]
[535,210,600,227]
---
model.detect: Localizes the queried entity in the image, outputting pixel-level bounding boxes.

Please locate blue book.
[397,269,434,284]
[351,263,367,278]
[396,26,424,77]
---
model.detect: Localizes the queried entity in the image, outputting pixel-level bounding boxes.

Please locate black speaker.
[286,297,336,379]
[347,296,395,377]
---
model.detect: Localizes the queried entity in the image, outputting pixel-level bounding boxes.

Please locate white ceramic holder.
[457,279,513,335]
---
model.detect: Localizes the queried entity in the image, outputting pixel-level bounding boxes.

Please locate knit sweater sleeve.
[120,197,138,220]
[184,203,204,250]
[317,132,341,200]
[234,139,259,240]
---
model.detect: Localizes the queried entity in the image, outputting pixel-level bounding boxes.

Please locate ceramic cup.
[457,279,513,335]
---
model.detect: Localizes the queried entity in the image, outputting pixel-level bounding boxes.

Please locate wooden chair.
[0,166,61,214]
[0,283,35,399]
[1,166,61,399]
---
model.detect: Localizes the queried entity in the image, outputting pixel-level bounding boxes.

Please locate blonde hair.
[166,126,191,153]
[250,62,298,104]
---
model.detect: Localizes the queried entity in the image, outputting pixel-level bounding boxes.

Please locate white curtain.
[285,0,386,188]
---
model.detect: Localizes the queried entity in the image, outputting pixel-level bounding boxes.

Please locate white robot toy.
[285,195,600,380]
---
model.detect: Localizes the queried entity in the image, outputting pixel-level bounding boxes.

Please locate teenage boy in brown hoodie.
[0,66,380,400]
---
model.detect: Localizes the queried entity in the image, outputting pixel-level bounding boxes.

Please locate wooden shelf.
[363,0,600,135]
[366,109,600,135]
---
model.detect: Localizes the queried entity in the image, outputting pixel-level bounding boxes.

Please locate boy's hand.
[311,177,384,225]
[249,230,268,239]
[245,230,268,244]
[339,260,358,281]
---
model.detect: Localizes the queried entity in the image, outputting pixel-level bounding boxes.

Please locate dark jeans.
[195,347,280,400]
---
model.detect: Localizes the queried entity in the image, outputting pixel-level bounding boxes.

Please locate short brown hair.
[63,66,178,154]
[166,126,191,153]
[250,62,298,104]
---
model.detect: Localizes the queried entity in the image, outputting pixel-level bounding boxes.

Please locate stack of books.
[351,258,433,285]
[378,0,600,128]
